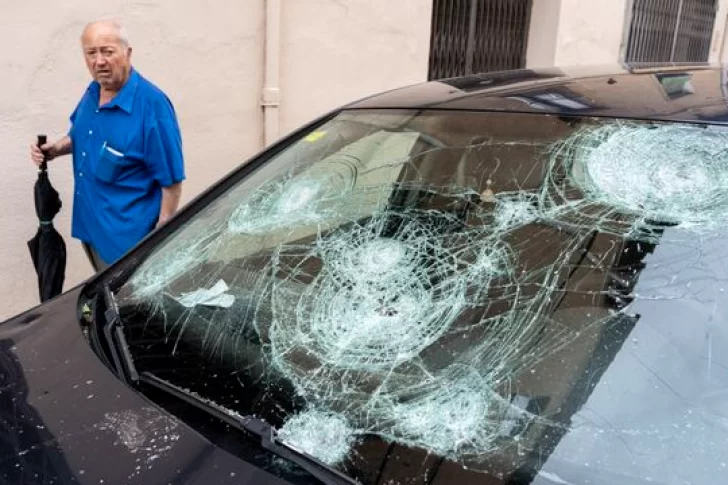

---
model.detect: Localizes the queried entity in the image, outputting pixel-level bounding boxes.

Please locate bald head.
[81,19,130,48]
[81,19,133,92]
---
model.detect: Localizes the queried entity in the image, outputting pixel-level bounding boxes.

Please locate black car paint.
[3,64,728,484]
[0,288,300,485]
[347,64,728,121]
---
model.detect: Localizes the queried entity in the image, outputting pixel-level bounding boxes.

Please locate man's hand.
[30,136,72,167]
[30,141,52,166]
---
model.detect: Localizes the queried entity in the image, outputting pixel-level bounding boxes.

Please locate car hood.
[0,287,294,485]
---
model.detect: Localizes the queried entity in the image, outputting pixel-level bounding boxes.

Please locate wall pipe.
[262,0,281,147]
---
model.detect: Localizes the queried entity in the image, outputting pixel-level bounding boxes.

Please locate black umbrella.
[27,134,67,302]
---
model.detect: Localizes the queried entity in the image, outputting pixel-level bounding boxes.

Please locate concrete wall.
[0,0,432,321]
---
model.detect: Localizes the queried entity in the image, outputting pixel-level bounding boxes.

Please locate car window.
[114,110,728,485]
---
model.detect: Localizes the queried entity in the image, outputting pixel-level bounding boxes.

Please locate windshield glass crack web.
[541,122,728,241]
[116,116,728,482]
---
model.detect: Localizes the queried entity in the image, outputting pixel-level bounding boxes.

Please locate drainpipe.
[262,0,281,147]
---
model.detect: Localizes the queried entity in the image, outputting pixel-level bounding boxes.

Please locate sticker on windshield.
[304,130,327,142]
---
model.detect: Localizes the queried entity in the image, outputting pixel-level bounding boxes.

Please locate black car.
[4,64,728,485]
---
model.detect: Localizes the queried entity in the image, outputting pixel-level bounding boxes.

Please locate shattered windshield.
[115,109,728,485]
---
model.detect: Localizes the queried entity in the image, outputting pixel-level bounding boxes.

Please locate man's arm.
[146,98,185,229]
[47,136,73,159]
[157,182,182,228]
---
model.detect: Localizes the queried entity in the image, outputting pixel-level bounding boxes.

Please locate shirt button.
[88,130,93,135]
[79,172,83,177]
[82,152,86,157]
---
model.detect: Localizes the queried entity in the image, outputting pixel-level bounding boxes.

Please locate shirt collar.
[92,68,139,114]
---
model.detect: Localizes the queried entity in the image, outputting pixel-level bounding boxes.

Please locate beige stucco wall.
[554,0,630,66]
[278,0,432,138]
[531,0,728,67]
[527,0,630,68]
[525,0,562,67]
[0,0,432,321]
[715,0,728,62]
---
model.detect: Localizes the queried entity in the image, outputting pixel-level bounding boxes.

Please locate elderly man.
[30,19,185,271]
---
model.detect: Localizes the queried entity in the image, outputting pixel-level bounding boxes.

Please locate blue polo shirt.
[68,69,185,264]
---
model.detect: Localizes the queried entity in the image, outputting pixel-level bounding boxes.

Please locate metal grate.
[625,0,717,64]
[428,0,532,80]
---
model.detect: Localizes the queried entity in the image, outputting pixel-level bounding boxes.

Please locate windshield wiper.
[100,283,139,384]
[139,371,358,485]
[96,287,356,484]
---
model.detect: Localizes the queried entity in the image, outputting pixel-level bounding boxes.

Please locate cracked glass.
[114,109,728,485]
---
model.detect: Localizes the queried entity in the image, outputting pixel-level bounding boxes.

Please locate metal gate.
[428,0,532,80]
[624,0,717,64]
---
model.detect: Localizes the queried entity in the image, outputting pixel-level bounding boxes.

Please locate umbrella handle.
[37,135,48,172]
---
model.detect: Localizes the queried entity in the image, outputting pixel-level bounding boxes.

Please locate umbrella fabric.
[27,169,67,302]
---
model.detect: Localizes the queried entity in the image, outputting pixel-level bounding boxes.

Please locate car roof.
[346,63,728,124]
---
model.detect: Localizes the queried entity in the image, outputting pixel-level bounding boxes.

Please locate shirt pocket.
[94,142,129,183]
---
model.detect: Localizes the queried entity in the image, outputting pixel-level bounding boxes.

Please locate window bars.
[428,0,532,80]
[625,0,717,64]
